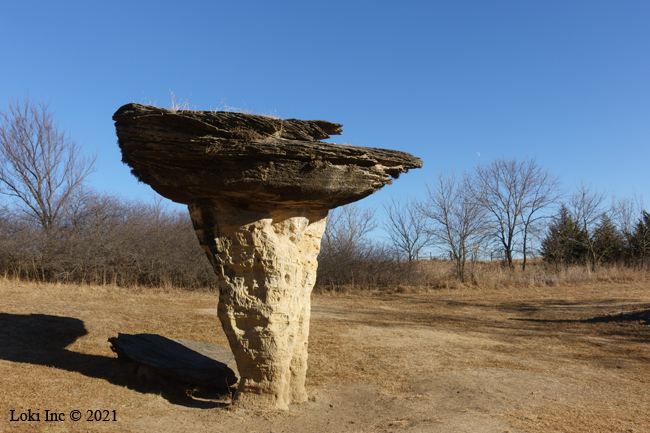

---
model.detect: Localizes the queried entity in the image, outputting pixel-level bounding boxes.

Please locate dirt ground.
[0,280,648,433]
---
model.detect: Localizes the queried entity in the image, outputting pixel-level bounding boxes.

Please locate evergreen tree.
[592,214,625,265]
[630,210,650,268]
[541,204,587,269]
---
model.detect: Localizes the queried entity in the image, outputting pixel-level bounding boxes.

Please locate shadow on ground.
[0,312,230,408]
[511,307,650,325]
[313,295,650,343]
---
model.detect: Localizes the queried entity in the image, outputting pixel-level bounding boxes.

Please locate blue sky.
[1,0,649,222]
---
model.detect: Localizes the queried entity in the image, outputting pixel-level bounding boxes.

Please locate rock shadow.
[0,313,231,408]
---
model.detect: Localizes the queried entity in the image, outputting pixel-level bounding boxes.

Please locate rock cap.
[114,103,422,210]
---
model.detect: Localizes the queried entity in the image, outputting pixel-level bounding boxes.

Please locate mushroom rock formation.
[113,103,422,409]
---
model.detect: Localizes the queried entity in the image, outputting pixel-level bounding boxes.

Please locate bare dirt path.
[0,280,648,432]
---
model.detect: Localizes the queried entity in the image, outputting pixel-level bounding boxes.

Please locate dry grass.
[309,282,650,432]
[1,278,649,432]
[317,259,649,294]
[0,280,231,430]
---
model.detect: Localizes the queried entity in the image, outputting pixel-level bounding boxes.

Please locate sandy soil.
[0,280,648,432]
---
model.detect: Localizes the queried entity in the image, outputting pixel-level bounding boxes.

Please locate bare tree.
[382,195,432,261]
[469,157,560,270]
[518,165,562,270]
[0,97,96,232]
[569,181,605,270]
[318,204,379,289]
[420,171,487,282]
[321,204,377,259]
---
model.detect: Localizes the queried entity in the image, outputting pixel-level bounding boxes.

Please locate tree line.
[320,166,648,289]
[0,188,218,288]
[0,97,647,289]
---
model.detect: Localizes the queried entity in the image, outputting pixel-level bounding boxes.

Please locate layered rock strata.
[113,103,422,409]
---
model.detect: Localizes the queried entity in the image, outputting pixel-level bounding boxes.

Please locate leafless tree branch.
[382,195,432,262]
[420,171,488,282]
[0,97,97,232]
[568,180,606,270]
[468,157,560,269]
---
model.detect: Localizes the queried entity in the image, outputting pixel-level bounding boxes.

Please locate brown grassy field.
[0,278,649,432]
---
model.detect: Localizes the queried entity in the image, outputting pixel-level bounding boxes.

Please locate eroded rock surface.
[113,103,422,409]
[189,203,327,408]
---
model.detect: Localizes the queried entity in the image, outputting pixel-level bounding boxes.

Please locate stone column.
[189,201,328,409]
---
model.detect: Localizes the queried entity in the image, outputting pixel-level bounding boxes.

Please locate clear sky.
[1,1,648,218]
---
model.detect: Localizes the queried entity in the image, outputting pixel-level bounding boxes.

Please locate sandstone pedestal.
[113,103,422,409]
[190,203,327,408]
